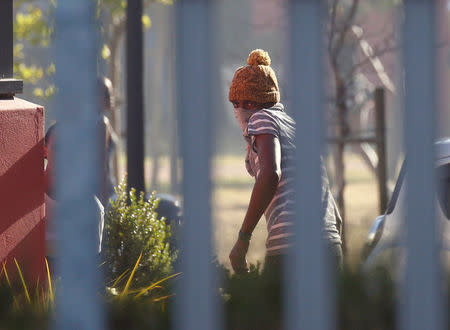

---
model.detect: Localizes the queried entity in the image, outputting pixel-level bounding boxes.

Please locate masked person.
[228,49,343,275]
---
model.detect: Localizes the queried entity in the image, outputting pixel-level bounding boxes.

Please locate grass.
[118,151,380,269]
[1,258,55,314]
[342,155,380,266]
[105,254,181,302]
[0,256,180,330]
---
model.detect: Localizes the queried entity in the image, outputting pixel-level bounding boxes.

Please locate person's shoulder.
[253,103,285,117]
[268,104,295,123]
[249,109,276,122]
[247,109,280,137]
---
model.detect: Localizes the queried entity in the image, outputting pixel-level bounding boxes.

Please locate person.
[44,124,105,264]
[228,49,343,276]
[43,76,117,260]
[96,77,119,206]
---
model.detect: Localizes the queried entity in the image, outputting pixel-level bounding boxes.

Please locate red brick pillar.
[0,97,45,283]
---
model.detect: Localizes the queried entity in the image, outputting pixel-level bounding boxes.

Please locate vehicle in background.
[155,193,183,252]
[362,139,450,275]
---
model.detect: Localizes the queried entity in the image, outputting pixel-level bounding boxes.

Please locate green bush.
[105,260,180,330]
[1,258,450,330]
[103,177,177,289]
[337,266,396,330]
[220,262,283,330]
[220,263,397,330]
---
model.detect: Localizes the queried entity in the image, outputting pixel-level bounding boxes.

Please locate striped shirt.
[244,103,342,256]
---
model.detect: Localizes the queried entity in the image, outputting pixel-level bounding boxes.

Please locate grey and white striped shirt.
[244,103,342,256]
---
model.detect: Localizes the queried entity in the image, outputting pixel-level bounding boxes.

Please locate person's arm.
[229,134,282,273]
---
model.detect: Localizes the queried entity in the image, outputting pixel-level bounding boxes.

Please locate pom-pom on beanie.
[229,49,280,104]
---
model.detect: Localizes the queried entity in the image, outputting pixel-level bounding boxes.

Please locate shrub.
[1,257,449,330]
[105,256,181,330]
[220,263,397,330]
[221,262,283,330]
[103,177,177,289]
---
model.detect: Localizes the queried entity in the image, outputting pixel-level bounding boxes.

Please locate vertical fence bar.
[54,2,104,330]
[127,0,145,193]
[375,88,388,214]
[402,1,443,330]
[287,1,332,329]
[174,1,217,330]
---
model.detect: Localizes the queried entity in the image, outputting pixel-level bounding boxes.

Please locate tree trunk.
[167,8,179,194]
[147,7,166,192]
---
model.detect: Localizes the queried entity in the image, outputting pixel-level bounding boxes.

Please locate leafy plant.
[337,265,395,330]
[220,262,397,330]
[1,256,450,330]
[103,176,177,289]
[105,254,181,330]
[13,1,56,100]
[102,252,181,330]
[0,256,180,330]
[221,262,283,330]
[0,260,53,329]
[105,253,180,302]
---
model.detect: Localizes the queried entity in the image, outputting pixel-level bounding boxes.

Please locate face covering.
[234,108,256,135]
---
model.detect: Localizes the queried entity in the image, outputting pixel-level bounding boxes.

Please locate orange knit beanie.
[228,49,280,104]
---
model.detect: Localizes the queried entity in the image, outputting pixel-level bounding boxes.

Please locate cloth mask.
[234,108,256,135]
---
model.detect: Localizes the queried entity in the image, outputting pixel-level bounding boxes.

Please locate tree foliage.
[12,0,172,101]
[13,0,56,99]
[97,0,172,114]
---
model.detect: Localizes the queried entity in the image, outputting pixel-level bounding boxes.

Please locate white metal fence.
[53,0,444,329]
[174,1,217,329]
[402,1,444,330]
[288,1,333,329]
[54,2,104,330]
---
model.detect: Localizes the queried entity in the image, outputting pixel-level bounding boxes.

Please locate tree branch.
[328,0,340,56]
[330,0,360,60]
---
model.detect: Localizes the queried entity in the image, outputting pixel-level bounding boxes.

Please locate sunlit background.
[13,0,450,269]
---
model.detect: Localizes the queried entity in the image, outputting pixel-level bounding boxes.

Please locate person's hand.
[229,238,250,274]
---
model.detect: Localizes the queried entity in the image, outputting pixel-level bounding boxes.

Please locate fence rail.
[288,1,333,329]
[48,0,446,329]
[174,1,217,330]
[54,2,104,329]
[402,1,443,330]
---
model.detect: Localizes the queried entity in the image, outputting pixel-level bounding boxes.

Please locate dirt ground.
[139,151,380,269]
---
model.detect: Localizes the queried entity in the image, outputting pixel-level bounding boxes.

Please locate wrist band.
[239,230,252,242]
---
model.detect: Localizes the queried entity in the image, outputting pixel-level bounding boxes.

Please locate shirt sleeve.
[247,111,280,139]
